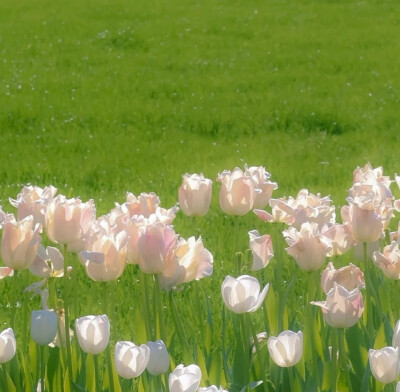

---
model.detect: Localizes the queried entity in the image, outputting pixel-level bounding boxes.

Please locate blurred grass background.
[0,0,400,389]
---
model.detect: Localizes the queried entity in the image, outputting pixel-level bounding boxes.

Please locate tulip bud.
[114,341,150,379]
[75,314,110,354]
[248,230,274,271]
[267,330,303,367]
[178,173,212,217]
[369,347,400,384]
[31,310,58,345]
[169,364,202,392]
[0,328,16,363]
[146,340,170,375]
[221,275,269,314]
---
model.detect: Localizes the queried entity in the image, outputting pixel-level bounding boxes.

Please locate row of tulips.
[0,162,400,391]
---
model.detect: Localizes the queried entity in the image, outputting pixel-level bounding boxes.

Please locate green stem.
[331,328,338,392]
[62,245,73,391]
[141,271,153,341]
[103,282,115,392]
[288,366,295,391]
[168,291,191,353]
[94,354,101,392]
[40,345,45,392]
[235,252,243,276]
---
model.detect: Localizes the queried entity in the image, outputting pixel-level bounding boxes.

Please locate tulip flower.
[30,244,64,278]
[267,330,303,367]
[1,215,41,270]
[244,165,277,209]
[392,320,400,349]
[178,173,212,216]
[75,314,110,354]
[311,283,364,328]
[321,223,356,257]
[114,341,150,379]
[169,364,202,392]
[248,230,274,271]
[217,168,258,215]
[373,242,400,279]
[369,347,400,384]
[283,222,330,271]
[9,185,57,225]
[31,310,58,345]
[146,340,170,375]
[45,195,95,249]
[198,387,228,392]
[0,267,14,279]
[0,328,16,364]
[321,262,365,294]
[221,275,269,314]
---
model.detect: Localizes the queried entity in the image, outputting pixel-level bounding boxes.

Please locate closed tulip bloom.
[321,262,365,294]
[369,347,400,384]
[392,320,400,349]
[75,315,110,354]
[0,328,16,364]
[169,364,201,392]
[248,230,274,271]
[198,387,228,392]
[373,242,400,279]
[146,340,170,375]
[217,168,258,216]
[311,284,364,328]
[221,275,269,314]
[114,341,150,379]
[283,222,330,271]
[178,173,212,217]
[31,310,58,345]
[45,195,95,247]
[267,330,303,367]
[1,215,41,270]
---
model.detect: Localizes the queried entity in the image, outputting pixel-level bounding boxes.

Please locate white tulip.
[169,364,201,392]
[369,347,400,384]
[267,330,303,367]
[114,341,150,379]
[75,314,110,354]
[0,328,16,363]
[146,340,170,375]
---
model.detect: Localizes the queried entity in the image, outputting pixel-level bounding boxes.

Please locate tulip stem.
[103,282,115,392]
[288,367,294,391]
[39,345,45,392]
[94,354,101,392]
[141,271,153,340]
[62,245,73,391]
[331,328,338,392]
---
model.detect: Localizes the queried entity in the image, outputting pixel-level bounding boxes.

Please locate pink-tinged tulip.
[146,340,170,375]
[321,223,357,257]
[244,165,277,209]
[373,242,400,279]
[1,216,41,270]
[80,230,127,281]
[45,195,95,248]
[75,315,110,355]
[392,320,400,349]
[30,244,64,278]
[114,341,150,379]
[248,230,274,271]
[198,387,228,392]
[10,185,57,225]
[169,364,201,392]
[369,347,400,384]
[137,222,177,274]
[31,310,58,345]
[217,168,258,215]
[283,222,330,271]
[311,284,364,328]
[267,330,303,367]
[390,222,400,242]
[321,262,365,294]
[221,275,269,314]
[0,328,16,364]
[0,267,14,280]
[178,173,212,217]
[254,189,335,229]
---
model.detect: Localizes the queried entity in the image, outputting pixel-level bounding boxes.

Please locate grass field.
[1,0,400,391]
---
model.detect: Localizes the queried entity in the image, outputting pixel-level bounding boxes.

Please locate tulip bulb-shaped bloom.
[31,310,58,345]
[75,314,110,354]
[321,262,365,294]
[221,275,269,314]
[283,222,330,271]
[146,340,170,375]
[0,328,16,363]
[311,283,364,328]
[198,387,228,392]
[369,347,400,384]
[114,341,150,379]
[267,330,303,367]
[178,173,212,217]
[373,242,400,279]
[1,216,41,270]
[248,230,274,271]
[45,195,95,247]
[217,168,258,215]
[169,364,202,392]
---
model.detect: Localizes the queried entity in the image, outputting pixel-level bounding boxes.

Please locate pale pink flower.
[321,223,356,257]
[373,242,400,279]
[244,165,277,209]
[30,244,64,278]
[248,230,274,271]
[321,262,365,294]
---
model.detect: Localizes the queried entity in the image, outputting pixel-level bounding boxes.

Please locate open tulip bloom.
[221,275,269,314]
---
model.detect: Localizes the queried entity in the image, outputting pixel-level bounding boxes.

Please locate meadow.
[0,0,400,391]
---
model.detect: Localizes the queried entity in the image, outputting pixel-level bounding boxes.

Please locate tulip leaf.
[266,286,277,336]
